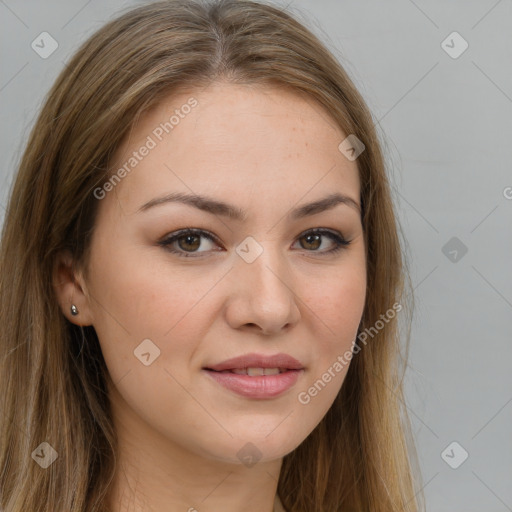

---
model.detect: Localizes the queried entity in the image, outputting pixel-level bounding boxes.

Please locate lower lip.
[203,369,303,399]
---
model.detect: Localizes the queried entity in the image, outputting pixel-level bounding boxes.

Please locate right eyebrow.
[137,191,361,220]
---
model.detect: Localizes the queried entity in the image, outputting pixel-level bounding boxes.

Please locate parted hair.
[0,1,423,510]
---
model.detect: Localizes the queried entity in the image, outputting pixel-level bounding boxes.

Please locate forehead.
[104,82,361,219]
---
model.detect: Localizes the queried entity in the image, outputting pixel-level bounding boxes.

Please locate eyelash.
[157,228,351,258]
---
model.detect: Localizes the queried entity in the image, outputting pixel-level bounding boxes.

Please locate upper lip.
[204,352,304,371]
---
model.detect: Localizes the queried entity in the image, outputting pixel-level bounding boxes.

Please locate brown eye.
[293,229,350,254]
[300,233,322,250]
[159,227,350,259]
[158,229,220,257]
[177,234,201,252]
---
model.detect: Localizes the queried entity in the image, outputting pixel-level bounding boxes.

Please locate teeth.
[231,367,282,376]
[231,368,249,375]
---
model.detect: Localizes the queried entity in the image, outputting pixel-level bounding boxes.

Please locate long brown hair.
[0,1,423,510]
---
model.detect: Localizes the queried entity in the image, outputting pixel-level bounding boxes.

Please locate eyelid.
[158,227,351,258]
[158,228,221,253]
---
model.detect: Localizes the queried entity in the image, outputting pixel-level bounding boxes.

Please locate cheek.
[310,268,366,343]
[87,251,213,429]
[87,244,223,387]
[88,240,204,335]
[296,271,366,415]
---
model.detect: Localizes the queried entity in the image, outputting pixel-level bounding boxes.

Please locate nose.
[224,247,301,336]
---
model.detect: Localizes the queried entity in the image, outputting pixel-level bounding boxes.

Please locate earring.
[70,304,79,316]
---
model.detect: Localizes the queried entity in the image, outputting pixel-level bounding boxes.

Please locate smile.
[203,368,304,399]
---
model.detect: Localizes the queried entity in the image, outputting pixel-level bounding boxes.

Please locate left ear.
[52,249,94,326]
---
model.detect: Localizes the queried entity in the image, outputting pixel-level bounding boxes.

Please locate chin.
[197,426,307,466]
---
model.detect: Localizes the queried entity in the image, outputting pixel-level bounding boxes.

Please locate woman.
[0,1,423,511]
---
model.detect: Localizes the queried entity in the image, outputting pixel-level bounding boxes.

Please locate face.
[62,82,366,465]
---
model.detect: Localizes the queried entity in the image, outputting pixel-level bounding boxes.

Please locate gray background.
[1,1,511,510]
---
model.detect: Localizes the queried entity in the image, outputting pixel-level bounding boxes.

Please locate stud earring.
[70,304,79,316]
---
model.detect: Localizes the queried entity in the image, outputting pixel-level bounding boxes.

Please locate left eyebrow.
[137,191,361,220]
[289,193,361,219]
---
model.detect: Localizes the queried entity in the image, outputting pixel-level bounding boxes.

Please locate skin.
[53,82,367,512]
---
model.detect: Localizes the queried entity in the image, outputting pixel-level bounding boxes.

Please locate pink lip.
[203,352,305,399]
[203,369,304,399]
[204,352,304,372]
